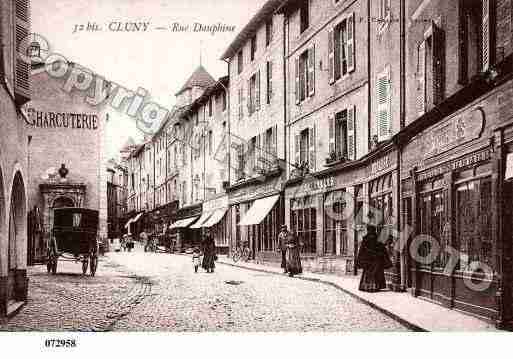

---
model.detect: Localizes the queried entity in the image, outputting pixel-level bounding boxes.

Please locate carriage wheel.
[82,259,89,275]
[90,255,98,277]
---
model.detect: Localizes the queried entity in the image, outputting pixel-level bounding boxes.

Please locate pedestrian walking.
[278,225,291,273]
[201,228,216,273]
[285,229,302,277]
[356,225,393,292]
[192,247,201,273]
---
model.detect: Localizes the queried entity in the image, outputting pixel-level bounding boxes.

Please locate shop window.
[455,177,493,269]
[290,196,317,254]
[324,190,348,256]
[418,187,449,269]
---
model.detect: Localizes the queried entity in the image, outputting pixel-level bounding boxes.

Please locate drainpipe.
[282,14,288,229]
[398,0,406,292]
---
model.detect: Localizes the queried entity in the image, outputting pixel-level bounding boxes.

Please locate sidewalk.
[214,255,497,332]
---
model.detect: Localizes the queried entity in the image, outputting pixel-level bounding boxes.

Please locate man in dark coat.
[277,225,290,273]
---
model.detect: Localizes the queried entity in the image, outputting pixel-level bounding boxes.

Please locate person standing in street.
[201,228,216,273]
[285,228,302,277]
[356,225,392,292]
[278,225,290,273]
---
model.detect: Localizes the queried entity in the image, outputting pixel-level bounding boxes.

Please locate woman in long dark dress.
[201,229,216,273]
[356,226,392,292]
[285,231,302,276]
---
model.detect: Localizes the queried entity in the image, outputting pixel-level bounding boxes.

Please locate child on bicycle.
[192,247,201,273]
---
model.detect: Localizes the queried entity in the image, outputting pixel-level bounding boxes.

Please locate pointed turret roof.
[175,65,216,96]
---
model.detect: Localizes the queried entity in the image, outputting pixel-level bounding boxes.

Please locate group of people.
[189,223,391,293]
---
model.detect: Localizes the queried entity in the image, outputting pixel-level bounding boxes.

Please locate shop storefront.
[228,176,284,262]
[284,169,362,274]
[169,203,202,252]
[199,195,229,255]
[399,81,513,324]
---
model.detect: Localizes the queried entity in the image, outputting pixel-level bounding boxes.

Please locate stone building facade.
[0,0,31,318]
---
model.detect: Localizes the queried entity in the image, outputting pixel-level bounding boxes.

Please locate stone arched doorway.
[7,171,27,307]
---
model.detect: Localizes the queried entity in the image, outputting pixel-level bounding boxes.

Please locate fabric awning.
[238,195,280,226]
[190,211,213,229]
[169,216,198,229]
[202,208,228,228]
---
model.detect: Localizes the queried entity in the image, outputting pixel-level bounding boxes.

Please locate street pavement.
[1,244,408,332]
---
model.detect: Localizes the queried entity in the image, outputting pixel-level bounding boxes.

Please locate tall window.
[237,50,244,74]
[294,127,316,172]
[417,23,445,116]
[329,106,355,161]
[324,190,348,256]
[266,19,273,46]
[208,130,213,156]
[208,97,213,117]
[295,46,315,103]
[329,14,355,83]
[266,61,273,104]
[221,91,227,111]
[250,35,257,61]
[300,0,309,34]
[248,71,260,114]
[238,86,243,120]
[378,0,391,32]
[290,196,316,254]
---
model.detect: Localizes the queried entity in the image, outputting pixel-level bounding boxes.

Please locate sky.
[32,0,268,159]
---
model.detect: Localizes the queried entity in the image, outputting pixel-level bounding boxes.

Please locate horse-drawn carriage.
[46,207,99,276]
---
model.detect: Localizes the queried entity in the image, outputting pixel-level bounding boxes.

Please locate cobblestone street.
[1,245,408,332]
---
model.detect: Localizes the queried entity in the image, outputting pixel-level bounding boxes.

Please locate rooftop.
[220,0,285,60]
[175,65,216,96]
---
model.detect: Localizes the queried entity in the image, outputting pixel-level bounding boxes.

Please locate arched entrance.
[7,171,27,305]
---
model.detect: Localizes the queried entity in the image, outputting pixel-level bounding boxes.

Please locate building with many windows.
[221,0,286,263]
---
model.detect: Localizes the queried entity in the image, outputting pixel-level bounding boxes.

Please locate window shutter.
[294,133,300,165]
[328,28,335,84]
[15,0,31,104]
[328,114,335,154]
[273,124,278,158]
[295,57,300,104]
[309,126,316,172]
[432,24,445,105]
[260,132,266,170]
[256,70,261,111]
[346,13,355,73]
[377,66,391,141]
[417,41,426,116]
[308,44,315,97]
[256,135,261,171]
[482,0,492,71]
[346,106,356,160]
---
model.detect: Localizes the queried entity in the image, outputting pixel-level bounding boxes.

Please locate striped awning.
[202,208,228,228]
[238,195,279,226]
[169,216,198,229]
[190,211,213,229]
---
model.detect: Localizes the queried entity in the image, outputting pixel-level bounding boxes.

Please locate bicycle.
[232,242,251,262]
